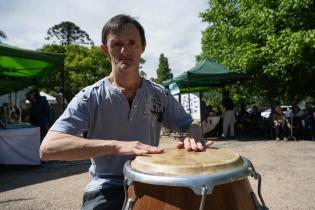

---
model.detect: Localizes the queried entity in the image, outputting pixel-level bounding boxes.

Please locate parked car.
[261,105,292,119]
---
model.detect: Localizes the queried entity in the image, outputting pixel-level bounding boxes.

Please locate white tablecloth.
[0,127,41,165]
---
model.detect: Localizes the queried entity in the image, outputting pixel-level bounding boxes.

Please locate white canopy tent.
[39,91,56,104]
[0,89,56,107]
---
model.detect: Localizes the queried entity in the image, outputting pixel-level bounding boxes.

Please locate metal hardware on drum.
[123,179,135,210]
[122,149,269,210]
[248,166,268,209]
[251,192,269,210]
[123,157,254,195]
[199,186,207,210]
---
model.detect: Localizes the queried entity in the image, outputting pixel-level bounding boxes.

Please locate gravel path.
[0,137,314,210]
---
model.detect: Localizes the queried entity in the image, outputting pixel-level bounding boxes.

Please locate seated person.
[290,105,305,129]
[200,99,208,123]
[10,105,21,123]
[272,106,291,141]
[207,105,217,117]
[236,103,250,134]
[202,105,220,136]
[249,105,263,136]
[216,105,223,136]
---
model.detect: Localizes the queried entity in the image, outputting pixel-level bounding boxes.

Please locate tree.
[140,70,147,78]
[139,58,147,78]
[39,44,111,99]
[45,21,94,46]
[199,0,315,105]
[0,30,7,43]
[156,53,173,84]
[140,58,146,69]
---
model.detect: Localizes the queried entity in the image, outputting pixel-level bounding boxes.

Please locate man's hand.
[113,141,164,155]
[176,122,214,151]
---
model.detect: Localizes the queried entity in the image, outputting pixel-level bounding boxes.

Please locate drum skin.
[127,148,256,210]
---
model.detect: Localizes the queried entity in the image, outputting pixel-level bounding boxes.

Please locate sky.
[0,0,209,79]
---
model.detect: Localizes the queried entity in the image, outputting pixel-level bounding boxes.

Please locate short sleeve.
[50,89,90,136]
[163,90,193,132]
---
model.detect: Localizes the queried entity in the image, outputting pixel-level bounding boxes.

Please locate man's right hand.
[113,141,164,155]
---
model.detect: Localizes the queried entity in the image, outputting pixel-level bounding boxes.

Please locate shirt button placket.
[129,104,137,122]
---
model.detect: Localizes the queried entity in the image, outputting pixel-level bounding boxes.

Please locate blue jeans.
[81,187,124,210]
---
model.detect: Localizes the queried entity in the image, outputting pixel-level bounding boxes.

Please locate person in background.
[10,105,21,122]
[272,105,290,141]
[0,103,10,125]
[216,105,223,116]
[221,90,235,139]
[39,14,213,210]
[249,105,262,136]
[200,92,208,123]
[51,93,67,124]
[216,105,223,136]
[27,88,51,140]
[236,102,250,135]
[207,105,217,117]
[290,105,305,129]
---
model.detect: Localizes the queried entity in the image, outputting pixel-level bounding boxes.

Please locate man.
[27,88,51,140]
[40,14,213,210]
[221,90,235,138]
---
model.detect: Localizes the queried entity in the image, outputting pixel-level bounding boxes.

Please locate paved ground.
[0,137,314,210]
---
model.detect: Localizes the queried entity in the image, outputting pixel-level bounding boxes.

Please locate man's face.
[102,23,145,73]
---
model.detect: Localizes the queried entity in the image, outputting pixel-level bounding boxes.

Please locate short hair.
[28,88,40,98]
[101,14,146,47]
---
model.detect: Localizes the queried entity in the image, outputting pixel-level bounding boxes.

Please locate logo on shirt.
[150,95,165,123]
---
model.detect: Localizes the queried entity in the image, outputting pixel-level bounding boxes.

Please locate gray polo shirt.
[50,77,192,191]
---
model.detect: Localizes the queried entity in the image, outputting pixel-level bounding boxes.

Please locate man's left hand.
[176,122,214,151]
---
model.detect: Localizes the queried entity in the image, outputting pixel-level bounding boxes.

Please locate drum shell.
[127,178,256,210]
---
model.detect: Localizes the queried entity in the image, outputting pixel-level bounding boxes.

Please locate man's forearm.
[39,131,117,161]
[39,131,163,161]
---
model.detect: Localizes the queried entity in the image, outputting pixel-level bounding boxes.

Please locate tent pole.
[187,72,191,115]
[199,91,204,136]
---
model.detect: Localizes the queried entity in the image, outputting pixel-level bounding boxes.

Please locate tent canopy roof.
[162,58,250,93]
[0,44,64,94]
[0,43,64,78]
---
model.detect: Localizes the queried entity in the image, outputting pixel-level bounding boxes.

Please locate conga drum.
[123,148,268,210]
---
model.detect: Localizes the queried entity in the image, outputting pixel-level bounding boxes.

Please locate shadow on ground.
[0,160,90,192]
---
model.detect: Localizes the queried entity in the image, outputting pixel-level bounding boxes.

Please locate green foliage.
[203,89,222,108]
[139,58,147,78]
[37,44,65,94]
[199,0,315,106]
[39,44,111,99]
[156,53,173,84]
[45,21,94,46]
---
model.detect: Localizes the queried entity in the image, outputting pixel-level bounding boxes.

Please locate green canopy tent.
[162,58,250,93]
[162,58,250,120]
[0,76,33,95]
[0,43,64,95]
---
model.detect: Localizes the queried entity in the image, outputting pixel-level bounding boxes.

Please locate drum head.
[131,148,243,176]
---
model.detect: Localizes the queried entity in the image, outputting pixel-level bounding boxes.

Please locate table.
[0,127,41,165]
